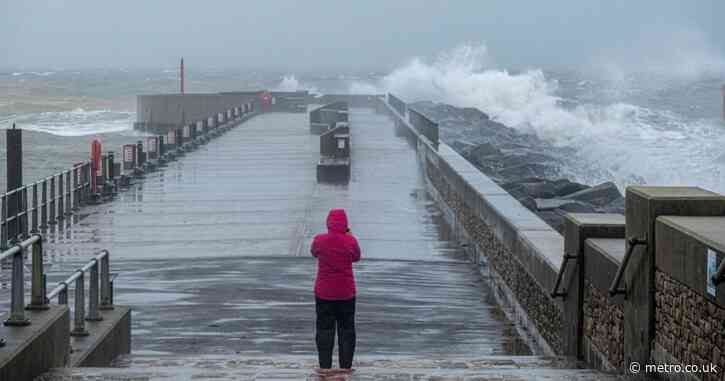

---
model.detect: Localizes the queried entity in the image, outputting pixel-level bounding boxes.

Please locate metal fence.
[387,93,407,116]
[0,235,114,341]
[408,108,440,147]
[0,162,92,250]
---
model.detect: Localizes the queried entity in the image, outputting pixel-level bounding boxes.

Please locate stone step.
[38,355,628,380]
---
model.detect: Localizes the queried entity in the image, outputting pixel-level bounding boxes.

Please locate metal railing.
[609,237,648,297]
[47,250,113,336]
[1,162,92,250]
[1,234,114,338]
[550,254,579,298]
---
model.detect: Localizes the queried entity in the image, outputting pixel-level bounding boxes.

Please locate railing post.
[42,274,47,305]
[57,172,64,221]
[86,260,102,321]
[100,253,113,310]
[40,180,48,229]
[109,277,114,306]
[31,183,38,233]
[65,170,71,215]
[1,195,7,250]
[73,166,80,210]
[21,187,28,238]
[28,237,48,310]
[70,271,89,336]
[49,177,56,224]
[58,285,68,305]
[85,162,92,199]
[4,247,30,326]
[108,152,115,181]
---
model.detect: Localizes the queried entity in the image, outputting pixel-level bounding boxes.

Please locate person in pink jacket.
[311,208,361,369]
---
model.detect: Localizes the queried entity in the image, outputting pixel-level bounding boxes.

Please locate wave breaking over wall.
[350,44,725,193]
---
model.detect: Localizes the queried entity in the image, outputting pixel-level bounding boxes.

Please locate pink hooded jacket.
[311,209,361,300]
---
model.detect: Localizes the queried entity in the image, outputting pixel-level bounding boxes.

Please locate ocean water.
[2,45,725,194]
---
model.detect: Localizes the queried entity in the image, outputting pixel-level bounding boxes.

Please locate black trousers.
[315,297,356,369]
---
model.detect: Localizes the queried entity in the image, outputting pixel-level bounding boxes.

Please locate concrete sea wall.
[382,95,565,355]
[381,93,725,380]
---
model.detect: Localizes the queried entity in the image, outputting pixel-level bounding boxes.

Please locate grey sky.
[2,0,723,71]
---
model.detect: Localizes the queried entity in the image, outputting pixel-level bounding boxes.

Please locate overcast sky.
[2,0,723,71]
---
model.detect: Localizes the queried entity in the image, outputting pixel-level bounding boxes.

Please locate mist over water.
[2,38,725,193]
[344,43,725,193]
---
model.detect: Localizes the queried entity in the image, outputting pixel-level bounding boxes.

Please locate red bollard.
[90,139,102,194]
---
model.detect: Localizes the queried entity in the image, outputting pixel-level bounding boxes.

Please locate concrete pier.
[29,109,530,357]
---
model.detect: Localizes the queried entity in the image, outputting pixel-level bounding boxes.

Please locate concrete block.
[0,305,69,381]
[69,305,131,367]
[623,186,725,367]
[560,213,625,358]
[656,216,725,306]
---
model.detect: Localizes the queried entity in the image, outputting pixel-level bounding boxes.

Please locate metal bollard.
[4,247,30,326]
[28,237,48,309]
[99,253,113,310]
[31,183,38,233]
[70,272,89,336]
[86,260,102,321]
[57,173,64,221]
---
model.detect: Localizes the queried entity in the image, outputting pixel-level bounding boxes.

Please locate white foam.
[273,75,321,96]
[1,109,135,136]
[349,43,725,193]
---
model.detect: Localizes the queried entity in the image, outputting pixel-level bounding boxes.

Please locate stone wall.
[423,144,563,354]
[384,97,573,356]
[655,270,724,381]
[583,281,624,369]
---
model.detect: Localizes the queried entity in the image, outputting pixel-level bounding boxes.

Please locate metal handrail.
[1,234,42,326]
[550,254,578,298]
[0,233,113,342]
[608,237,648,297]
[46,250,112,336]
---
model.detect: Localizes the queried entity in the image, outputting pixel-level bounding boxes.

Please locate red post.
[91,139,102,193]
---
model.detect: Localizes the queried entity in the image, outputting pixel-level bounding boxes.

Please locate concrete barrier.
[135,93,257,134]
[562,214,626,370]
[70,306,131,367]
[316,102,351,183]
[309,101,349,135]
[383,96,725,377]
[0,305,69,381]
[383,97,565,355]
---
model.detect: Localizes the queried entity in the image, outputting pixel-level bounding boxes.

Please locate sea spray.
[349,44,725,193]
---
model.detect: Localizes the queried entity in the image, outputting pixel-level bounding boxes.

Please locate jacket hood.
[326,209,349,233]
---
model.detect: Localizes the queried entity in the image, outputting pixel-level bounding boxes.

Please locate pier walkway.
[2,106,631,380]
[39,109,529,356]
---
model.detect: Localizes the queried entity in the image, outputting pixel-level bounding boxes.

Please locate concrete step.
[38,354,628,380]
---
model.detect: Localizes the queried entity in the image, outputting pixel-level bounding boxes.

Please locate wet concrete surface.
[39,355,627,380]
[4,110,529,359]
